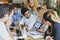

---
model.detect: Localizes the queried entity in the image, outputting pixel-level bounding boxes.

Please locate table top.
[14,36,44,40]
[11,26,44,40]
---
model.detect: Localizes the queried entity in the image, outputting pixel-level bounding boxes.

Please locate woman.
[37,5,48,23]
[36,6,48,33]
[43,10,60,40]
[25,0,40,16]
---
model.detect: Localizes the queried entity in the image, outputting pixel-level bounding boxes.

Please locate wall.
[13,0,26,3]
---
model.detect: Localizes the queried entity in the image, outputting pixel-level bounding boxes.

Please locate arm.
[6,19,14,39]
[0,22,13,40]
[20,17,25,25]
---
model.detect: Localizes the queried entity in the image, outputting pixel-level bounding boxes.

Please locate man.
[20,7,38,30]
[0,5,13,40]
[11,6,23,26]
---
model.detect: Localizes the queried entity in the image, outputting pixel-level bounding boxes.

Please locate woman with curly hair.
[25,0,40,16]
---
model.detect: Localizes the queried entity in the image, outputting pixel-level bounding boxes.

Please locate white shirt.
[20,14,38,30]
[0,21,12,40]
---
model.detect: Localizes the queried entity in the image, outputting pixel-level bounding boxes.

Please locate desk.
[14,36,44,40]
[13,31,44,40]
[11,26,44,40]
[27,37,44,40]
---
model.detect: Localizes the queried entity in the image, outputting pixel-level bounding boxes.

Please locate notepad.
[30,35,44,39]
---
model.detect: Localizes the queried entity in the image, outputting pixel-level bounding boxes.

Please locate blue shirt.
[12,9,23,22]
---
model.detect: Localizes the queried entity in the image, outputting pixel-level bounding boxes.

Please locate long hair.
[43,10,60,23]
[26,0,39,11]
[48,10,60,23]
[43,11,55,24]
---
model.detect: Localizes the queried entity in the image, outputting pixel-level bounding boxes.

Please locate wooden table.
[11,26,44,40]
[26,37,44,40]
[14,36,44,40]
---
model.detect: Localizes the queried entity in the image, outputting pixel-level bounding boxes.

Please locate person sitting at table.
[11,5,23,27]
[20,7,39,30]
[43,10,60,40]
[37,5,48,23]
[36,6,49,33]
[0,5,13,40]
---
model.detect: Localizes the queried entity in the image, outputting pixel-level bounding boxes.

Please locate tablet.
[34,21,41,28]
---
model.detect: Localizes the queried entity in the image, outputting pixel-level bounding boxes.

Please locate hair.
[21,7,29,15]
[43,10,60,23]
[49,10,60,23]
[43,11,55,24]
[37,5,47,11]
[43,11,56,39]
[26,0,39,11]
[37,5,48,14]
[0,5,9,18]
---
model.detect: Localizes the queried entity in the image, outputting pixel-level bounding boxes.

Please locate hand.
[47,37,54,40]
[14,21,19,25]
[36,27,45,33]
[10,10,14,17]
[6,19,12,27]
[25,25,29,29]
[46,36,54,40]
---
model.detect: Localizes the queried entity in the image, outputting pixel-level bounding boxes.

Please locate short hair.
[43,11,55,24]
[21,7,29,15]
[0,5,9,18]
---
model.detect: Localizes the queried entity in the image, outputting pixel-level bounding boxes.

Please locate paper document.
[27,31,44,39]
